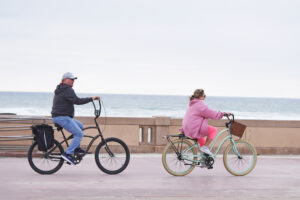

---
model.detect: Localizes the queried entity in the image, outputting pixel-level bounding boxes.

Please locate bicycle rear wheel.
[95,137,130,174]
[162,139,197,176]
[223,139,257,176]
[28,139,64,175]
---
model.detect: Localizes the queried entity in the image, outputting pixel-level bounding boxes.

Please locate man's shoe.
[200,146,213,155]
[74,147,85,155]
[61,152,76,165]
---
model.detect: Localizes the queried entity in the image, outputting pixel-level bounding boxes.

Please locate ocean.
[0,92,300,120]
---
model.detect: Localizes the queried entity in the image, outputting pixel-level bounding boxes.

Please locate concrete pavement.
[0,154,300,200]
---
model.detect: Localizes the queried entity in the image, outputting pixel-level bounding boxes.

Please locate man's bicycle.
[162,114,257,176]
[28,100,130,175]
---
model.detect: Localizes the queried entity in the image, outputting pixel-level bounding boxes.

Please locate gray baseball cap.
[62,72,77,80]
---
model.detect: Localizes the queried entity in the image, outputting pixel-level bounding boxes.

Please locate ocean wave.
[1,107,300,121]
[1,92,300,120]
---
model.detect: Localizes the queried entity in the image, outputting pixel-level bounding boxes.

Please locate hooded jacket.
[51,83,93,118]
[181,99,223,138]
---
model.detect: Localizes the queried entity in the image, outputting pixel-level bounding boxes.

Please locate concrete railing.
[1,115,300,155]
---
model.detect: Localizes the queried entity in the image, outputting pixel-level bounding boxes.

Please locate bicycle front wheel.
[28,139,64,175]
[162,139,197,176]
[95,137,130,174]
[223,139,257,176]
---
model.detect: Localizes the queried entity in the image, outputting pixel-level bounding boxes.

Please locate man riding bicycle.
[51,72,100,165]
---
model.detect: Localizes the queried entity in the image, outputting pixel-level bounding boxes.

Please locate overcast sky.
[0,0,299,98]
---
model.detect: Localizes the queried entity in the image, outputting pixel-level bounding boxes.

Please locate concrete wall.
[1,115,300,154]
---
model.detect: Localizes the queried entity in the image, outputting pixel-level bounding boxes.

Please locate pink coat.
[181,99,224,138]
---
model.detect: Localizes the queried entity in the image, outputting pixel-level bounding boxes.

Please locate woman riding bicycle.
[181,89,229,155]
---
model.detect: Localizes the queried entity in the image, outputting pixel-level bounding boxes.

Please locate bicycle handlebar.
[91,101,235,125]
[224,113,234,128]
[91,100,101,119]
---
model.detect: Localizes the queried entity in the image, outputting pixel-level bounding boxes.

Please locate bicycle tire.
[223,139,257,176]
[95,137,130,174]
[162,139,197,176]
[28,139,64,175]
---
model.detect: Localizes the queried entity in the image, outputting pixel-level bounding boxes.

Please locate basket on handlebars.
[230,121,246,138]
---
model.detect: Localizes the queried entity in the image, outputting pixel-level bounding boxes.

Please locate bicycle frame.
[50,100,108,157]
[178,127,242,163]
[57,126,104,156]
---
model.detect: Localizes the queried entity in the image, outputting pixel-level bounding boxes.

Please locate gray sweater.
[51,84,93,118]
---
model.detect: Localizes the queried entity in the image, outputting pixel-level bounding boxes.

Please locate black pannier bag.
[31,124,54,151]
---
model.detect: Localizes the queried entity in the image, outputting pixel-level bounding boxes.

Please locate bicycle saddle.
[54,123,63,131]
[180,133,198,141]
[178,133,185,137]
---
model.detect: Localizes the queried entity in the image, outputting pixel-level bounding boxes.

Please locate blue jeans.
[52,116,84,154]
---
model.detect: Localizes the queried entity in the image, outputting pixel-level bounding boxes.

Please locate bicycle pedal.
[66,161,71,165]
[196,165,207,168]
[196,162,207,168]
[207,166,213,169]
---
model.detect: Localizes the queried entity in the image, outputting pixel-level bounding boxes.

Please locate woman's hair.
[190,89,205,101]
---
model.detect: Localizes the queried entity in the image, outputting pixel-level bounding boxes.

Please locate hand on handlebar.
[92,96,100,100]
[91,98,102,118]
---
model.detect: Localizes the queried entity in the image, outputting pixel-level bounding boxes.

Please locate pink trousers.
[197,125,218,147]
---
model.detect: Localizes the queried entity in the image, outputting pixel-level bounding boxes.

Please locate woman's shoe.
[199,146,213,155]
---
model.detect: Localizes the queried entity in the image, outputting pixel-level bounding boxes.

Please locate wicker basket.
[230,121,246,138]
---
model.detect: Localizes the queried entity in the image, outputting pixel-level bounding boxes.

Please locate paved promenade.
[0,154,300,200]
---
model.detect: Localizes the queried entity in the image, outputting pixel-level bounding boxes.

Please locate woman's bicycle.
[162,114,257,176]
[28,100,130,175]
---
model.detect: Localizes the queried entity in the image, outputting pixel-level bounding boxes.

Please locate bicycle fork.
[105,145,114,157]
[231,139,243,159]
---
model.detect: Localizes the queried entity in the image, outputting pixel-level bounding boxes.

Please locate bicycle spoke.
[223,140,257,176]
[95,138,130,174]
[162,139,197,176]
[28,140,64,174]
